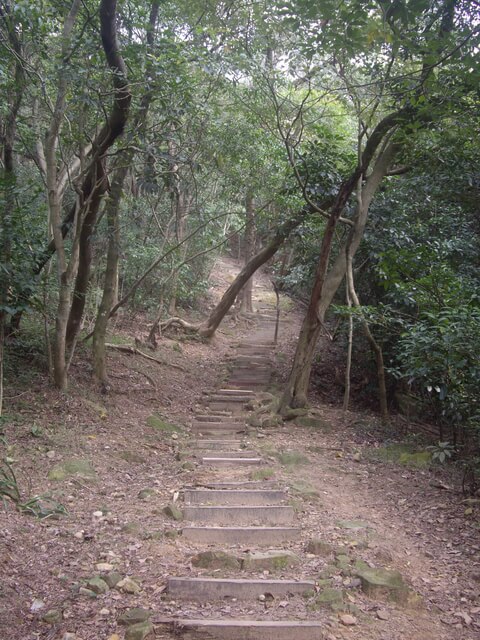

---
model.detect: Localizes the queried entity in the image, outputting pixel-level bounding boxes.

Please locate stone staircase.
[157,305,325,639]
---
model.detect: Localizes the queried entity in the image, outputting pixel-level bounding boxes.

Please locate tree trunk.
[280,135,400,411]
[168,191,190,315]
[240,190,255,313]
[63,0,131,358]
[198,209,308,338]
[92,0,159,384]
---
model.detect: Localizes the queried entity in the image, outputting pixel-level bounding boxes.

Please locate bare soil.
[1,256,479,640]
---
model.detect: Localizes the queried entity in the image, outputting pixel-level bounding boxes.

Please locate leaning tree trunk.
[63,0,131,359]
[197,209,309,338]
[240,190,256,313]
[279,129,402,411]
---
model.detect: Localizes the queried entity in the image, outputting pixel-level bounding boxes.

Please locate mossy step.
[157,619,324,640]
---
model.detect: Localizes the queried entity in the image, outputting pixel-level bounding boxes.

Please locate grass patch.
[250,467,275,480]
[147,414,182,434]
[367,443,431,468]
[290,479,320,499]
[275,450,309,466]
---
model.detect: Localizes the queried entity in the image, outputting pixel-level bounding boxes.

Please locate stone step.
[167,577,315,600]
[201,457,263,467]
[190,440,244,449]
[183,505,294,525]
[196,481,282,490]
[192,422,246,430]
[182,526,300,544]
[217,388,256,396]
[183,489,286,505]
[195,450,257,459]
[207,403,250,413]
[194,415,243,423]
[157,619,324,640]
[207,394,251,403]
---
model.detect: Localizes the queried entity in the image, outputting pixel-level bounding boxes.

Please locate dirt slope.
[1,256,479,640]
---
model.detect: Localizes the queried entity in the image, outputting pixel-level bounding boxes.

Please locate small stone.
[42,609,62,624]
[355,567,411,605]
[181,461,195,470]
[46,450,56,459]
[125,620,154,640]
[96,562,114,572]
[78,587,97,598]
[104,571,123,588]
[171,433,178,440]
[137,489,157,501]
[107,636,121,640]
[377,609,390,620]
[93,510,103,518]
[118,608,151,626]
[74,531,84,539]
[353,452,361,462]
[116,577,141,594]
[62,634,78,640]
[340,614,357,626]
[258,594,266,602]
[99,608,110,616]
[163,504,183,521]
[86,577,109,595]
[278,600,289,608]
[30,598,45,612]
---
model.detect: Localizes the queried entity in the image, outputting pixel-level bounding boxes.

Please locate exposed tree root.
[105,343,186,371]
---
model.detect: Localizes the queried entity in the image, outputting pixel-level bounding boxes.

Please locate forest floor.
[1,255,480,640]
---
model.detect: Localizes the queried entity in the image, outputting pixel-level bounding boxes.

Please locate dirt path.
[1,257,479,640]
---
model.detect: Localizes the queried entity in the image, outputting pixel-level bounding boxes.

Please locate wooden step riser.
[183,505,294,525]
[183,489,286,506]
[182,527,300,544]
[193,451,257,459]
[194,416,243,423]
[190,440,243,448]
[167,577,315,600]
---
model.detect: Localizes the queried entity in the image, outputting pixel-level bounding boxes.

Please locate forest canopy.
[0,0,479,442]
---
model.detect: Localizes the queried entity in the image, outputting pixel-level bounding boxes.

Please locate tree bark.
[197,209,308,338]
[279,133,400,411]
[240,190,255,313]
[64,0,131,355]
[92,0,159,384]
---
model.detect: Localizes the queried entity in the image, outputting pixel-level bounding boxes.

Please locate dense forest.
[1,0,479,443]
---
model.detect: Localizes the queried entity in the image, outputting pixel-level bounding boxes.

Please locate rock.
[191,551,241,570]
[93,510,103,518]
[30,598,46,612]
[62,634,78,640]
[137,489,157,501]
[291,481,320,499]
[377,609,390,620]
[86,577,109,595]
[125,621,155,640]
[163,504,183,521]
[107,636,121,640]
[118,608,151,626]
[99,608,110,616]
[46,450,56,459]
[96,562,114,572]
[242,550,300,571]
[78,587,97,598]
[104,571,123,588]
[116,577,141,594]
[122,522,139,534]
[48,458,96,481]
[181,461,195,471]
[335,554,351,572]
[339,614,357,626]
[306,540,334,556]
[355,567,410,604]
[165,529,181,539]
[42,609,62,624]
[353,452,362,462]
